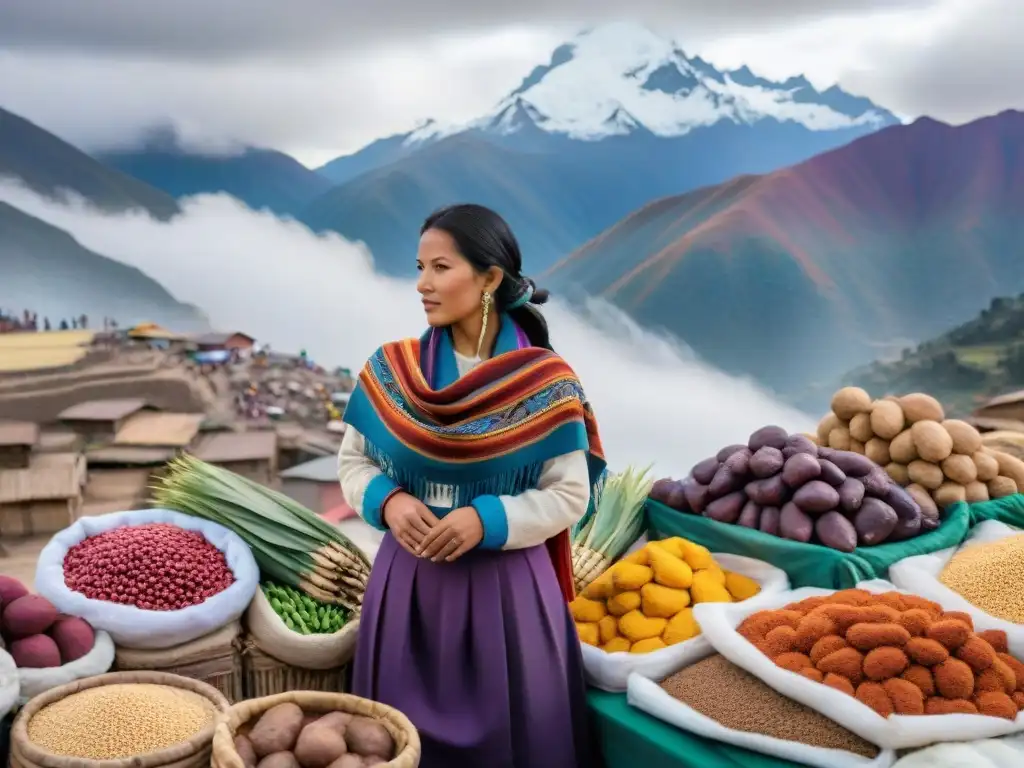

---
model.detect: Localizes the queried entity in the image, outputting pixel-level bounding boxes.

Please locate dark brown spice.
[659,654,879,758]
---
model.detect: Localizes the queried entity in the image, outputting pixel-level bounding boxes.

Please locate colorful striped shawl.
[343,319,605,600]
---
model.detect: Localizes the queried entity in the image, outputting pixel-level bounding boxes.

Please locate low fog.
[0,180,814,475]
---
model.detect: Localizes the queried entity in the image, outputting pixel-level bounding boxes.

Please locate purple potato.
[681,477,710,514]
[664,481,690,512]
[817,446,837,460]
[745,475,788,506]
[854,498,898,545]
[749,447,784,479]
[737,500,762,529]
[782,434,818,459]
[649,478,676,504]
[748,425,790,452]
[759,506,781,536]
[792,480,841,515]
[723,447,753,477]
[818,460,847,487]
[815,511,858,552]
[782,453,822,488]
[838,478,866,515]
[704,492,746,524]
[827,450,877,478]
[905,485,940,531]
[885,487,923,542]
[716,444,748,462]
[779,502,814,543]
[709,465,743,498]
[692,457,721,485]
[862,466,891,497]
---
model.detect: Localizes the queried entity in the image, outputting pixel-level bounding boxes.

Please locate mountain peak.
[406,23,896,146]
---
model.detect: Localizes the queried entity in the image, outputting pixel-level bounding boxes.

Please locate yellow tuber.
[598,615,619,644]
[602,637,631,653]
[647,545,693,588]
[618,610,667,642]
[582,569,615,600]
[569,596,606,623]
[630,637,668,654]
[640,582,690,618]
[678,540,714,571]
[576,622,599,646]
[724,571,761,601]
[622,548,649,566]
[650,537,686,559]
[607,590,642,616]
[691,570,732,603]
[611,562,653,591]
[663,608,701,644]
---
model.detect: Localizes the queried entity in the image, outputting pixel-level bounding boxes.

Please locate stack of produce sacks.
[0,575,113,704]
[211,692,421,768]
[636,581,1024,755]
[819,387,1024,507]
[33,508,259,702]
[890,520,1024,657]
[651,425,931,550]
[570,536,788,690]
[10,670,229,768]
[153,456,371,697]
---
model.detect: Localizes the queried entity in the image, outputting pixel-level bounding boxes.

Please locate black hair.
[421,203,553,350]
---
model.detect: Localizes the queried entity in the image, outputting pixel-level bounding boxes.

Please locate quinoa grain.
[939,534,1024,622]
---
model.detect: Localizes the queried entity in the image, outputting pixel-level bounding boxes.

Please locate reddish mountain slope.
[547,111,1024,398]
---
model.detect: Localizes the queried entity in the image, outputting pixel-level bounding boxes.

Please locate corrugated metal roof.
[192,430,277,463]
[58,398,147,422]
[0,420,39,447]
[0,452,86,503]
[86,445,176,466]
[114,411,204,447]
[280,454,337,482]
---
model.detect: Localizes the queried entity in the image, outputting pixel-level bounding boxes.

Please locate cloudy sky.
[0,0,1018,166]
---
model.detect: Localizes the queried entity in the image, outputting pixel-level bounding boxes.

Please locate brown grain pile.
[660,654,880,758]
[939,534,1024,623]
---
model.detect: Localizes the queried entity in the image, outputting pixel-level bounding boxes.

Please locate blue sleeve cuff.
[362,474,399,531]
[470,495,509,549]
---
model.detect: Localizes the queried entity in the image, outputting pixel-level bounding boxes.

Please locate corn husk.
[571,464,653,591]
[152,454,371,611]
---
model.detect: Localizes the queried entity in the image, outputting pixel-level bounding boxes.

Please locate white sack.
[892,733,1024,768]
[35,508,259,649]
[581,553,790,692]
[0,648,17,720]
[246,588,358,670]
[694,579,1024,750]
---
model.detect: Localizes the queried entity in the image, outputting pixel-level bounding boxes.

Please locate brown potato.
[941,454,977,485]
[933,482,967,509]
[899,393,945,424]
[890,429,919,464]
[343,717,395,759]
[817,412,841,446]
[941,420,982,455]
[325,757,363,768]
[361,758,389,767]
[849,439,865,454]
[885,462,910,485]
[973,450,1000,482]
[908,460,944,491]
[866,438,892,466]
[993,450,1024,490]
[235,736,258,768]
[316,712,353,736]
[257,754,300,768]
[828,427,852,451]
[989,476,1019,498]
[294,724,349,768]
[249,703,306,758]
[965,480,990,503]
[850,412,874,442]
[870,400,906,440]
[911,421,954,463]
[832,387,872,420]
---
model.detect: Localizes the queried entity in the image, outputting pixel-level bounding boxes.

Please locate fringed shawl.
[343,316,605,600]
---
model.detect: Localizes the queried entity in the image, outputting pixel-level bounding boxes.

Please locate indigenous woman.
[338,203,604,768]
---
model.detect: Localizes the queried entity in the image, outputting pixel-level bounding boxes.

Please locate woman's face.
[416,228,500,327]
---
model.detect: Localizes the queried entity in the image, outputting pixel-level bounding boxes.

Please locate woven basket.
[9,670,229,768]
[211,691,420,768]
[240,637,348,699]
[571,544,610,594]
[114,622,244,703]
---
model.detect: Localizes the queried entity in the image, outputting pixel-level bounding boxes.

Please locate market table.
[588,689,805,768]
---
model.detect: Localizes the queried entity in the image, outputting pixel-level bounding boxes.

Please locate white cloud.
[0,179,814,474]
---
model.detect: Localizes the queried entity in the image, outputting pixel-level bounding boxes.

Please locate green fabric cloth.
[645,499,971,589]
[959,493,1024,528]
[588,689,805,768]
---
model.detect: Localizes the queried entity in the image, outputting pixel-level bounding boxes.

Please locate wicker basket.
[240,637,349,699]
[114,622,244,703]
[211,691,420,768]
[9,671,229,768]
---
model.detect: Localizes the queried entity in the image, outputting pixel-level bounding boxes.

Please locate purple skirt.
[352,533,592,768]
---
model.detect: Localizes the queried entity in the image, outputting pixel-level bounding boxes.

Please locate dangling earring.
[476,291,492,358]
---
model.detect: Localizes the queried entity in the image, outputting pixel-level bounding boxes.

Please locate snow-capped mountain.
[307,23,898,276]
[406,22,894,145]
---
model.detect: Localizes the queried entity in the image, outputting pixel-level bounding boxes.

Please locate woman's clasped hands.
[382,492,484,562]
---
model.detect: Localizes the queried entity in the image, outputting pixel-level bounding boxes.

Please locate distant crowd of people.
[0,308,123,334]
